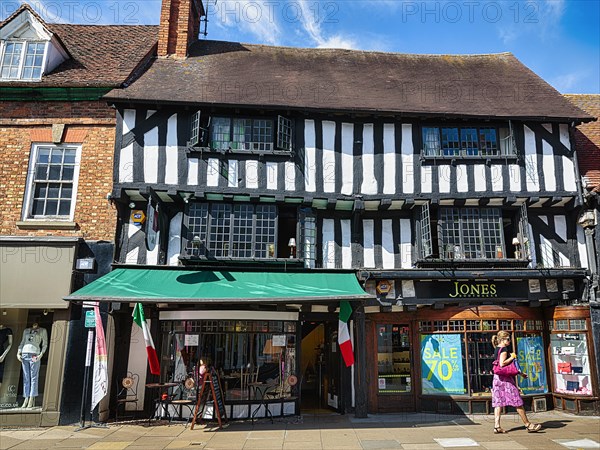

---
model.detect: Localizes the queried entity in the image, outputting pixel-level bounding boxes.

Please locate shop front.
[66,267,371,420]
[362,271,592,415]
[546,305,599,414]
[0,237,77,427]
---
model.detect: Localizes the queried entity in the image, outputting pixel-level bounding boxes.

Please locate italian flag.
[133,303,160,375]
[338,301,355,367]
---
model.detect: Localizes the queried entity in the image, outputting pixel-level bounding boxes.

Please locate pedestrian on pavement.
[492,331,542,434]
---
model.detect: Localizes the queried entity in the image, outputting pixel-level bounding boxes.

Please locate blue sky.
[2,0,599,93]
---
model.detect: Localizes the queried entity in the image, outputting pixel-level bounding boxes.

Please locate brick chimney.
[158,0,205,58]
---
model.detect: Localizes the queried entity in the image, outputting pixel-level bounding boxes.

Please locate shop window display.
[377,325,411,394]
[160,320,297,401]
[0,310,53,411]
[418,319,546,398]
[550,333,592,396]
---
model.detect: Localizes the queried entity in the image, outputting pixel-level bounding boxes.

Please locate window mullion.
[477,209,485,259]
[18,41,26,79]
[228,207,234,257]
[251,206,257,258]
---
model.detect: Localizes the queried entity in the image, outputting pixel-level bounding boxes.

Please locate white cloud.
[497,0,566,44]
[297,0,358,49]
[315,34,358,50]
[209,0,281,45]
[551,70,586,92]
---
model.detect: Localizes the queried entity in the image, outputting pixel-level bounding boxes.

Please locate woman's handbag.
[492,350,520,377]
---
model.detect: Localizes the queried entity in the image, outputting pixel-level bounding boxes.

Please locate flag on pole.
[91,304,108,412]
[338,301,355,367]
[133,303,160,375]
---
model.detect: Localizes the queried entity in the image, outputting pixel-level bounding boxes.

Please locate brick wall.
[564,94,600,192]
[158,0,201,58]
[0,100,117,241]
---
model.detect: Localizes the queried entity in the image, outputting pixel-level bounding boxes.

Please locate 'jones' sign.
[415,280,528,300]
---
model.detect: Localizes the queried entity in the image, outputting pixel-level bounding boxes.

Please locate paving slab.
[87,441,133,449]
[400,444,444,450]
[0,435,21,450]
[554,438,600,449]
[247,430,285,439]
[478,441,528,450]
[242,438,284,448]
[283,442,323,450]
[8,440,64,449]
[434,437,480,447]
[360,439,402,449]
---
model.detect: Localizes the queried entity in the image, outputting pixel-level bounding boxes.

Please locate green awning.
[65,268,372,304]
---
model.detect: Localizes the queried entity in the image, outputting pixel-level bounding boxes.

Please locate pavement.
[0,410,599,450]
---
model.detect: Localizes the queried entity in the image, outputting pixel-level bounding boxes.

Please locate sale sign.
[516,336,548,394]
[421,334,466,395]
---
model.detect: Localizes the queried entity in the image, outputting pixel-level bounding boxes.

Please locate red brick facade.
[565,94,600,192]
[0,100,117,241]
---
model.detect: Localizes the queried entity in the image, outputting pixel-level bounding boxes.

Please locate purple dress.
[491,347,524,408]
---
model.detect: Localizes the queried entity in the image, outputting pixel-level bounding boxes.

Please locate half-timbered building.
[67,0,599,417]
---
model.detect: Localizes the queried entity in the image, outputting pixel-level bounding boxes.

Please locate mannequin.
[17,323,47,409]
[0,324,13,390]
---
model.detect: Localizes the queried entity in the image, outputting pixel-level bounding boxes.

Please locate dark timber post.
[354,306,368,418]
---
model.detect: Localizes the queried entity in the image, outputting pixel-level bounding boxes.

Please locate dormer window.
[0,5,69,82]
[0,41,46,80]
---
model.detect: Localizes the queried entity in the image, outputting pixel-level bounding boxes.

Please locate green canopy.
[65,268,371,304]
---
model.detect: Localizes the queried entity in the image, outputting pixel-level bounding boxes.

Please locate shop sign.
[272,335,286,346]
[516,336,548,395]
[131,210,145,229]
[421,334,466,395]
[85,309,96,328]
[376,280,393,295]
[415,280,528,300]
[184,334,199,346]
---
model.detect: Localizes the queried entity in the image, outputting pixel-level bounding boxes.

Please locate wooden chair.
[241,366,260,399]
[115,372,139,422]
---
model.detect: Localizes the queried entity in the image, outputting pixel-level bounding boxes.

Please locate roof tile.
[106,40,593,121]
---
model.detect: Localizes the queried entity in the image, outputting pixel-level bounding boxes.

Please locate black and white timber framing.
[112,107,590,273]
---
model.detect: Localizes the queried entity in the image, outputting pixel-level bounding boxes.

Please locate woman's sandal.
[493,427,507,434]
[526,423,542,433]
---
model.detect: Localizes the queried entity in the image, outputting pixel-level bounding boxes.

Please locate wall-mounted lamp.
[512,237,521,259]
[128,202,136,209]
[288,238,296,258]
[182,193,194,204]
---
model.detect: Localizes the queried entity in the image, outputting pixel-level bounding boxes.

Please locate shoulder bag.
[492,349,520,377]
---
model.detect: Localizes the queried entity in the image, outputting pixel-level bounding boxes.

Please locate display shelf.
[466,332,495,394]
[550,332,593,397]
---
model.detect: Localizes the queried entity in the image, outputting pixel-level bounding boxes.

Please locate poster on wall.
[421,334,466,395]
[516,336,548,395]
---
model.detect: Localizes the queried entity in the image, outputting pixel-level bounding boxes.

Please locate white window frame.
[22,143,82,222]
[0,40,48,81]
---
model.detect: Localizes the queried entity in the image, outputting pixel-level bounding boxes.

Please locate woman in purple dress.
[492,331,542,434]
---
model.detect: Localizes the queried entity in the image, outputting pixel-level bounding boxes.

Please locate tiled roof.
[1,4,158,88]
[106,40,593,122]
[565,94,600,192]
